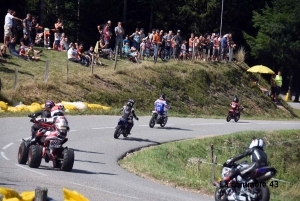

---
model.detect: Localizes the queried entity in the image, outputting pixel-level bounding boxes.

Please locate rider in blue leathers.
[154,94,169,116]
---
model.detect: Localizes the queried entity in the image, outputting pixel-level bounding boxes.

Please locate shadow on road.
[75,159,106,164]
[234,121,250,124]
[0,183,16,186]
[121,137,160,144]
[72,148,104,155]
[71,169,117,175]
[157,127,193,131]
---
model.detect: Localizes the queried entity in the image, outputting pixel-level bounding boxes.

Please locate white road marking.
[257,123,270,125]
[282,123,300,125]
[69,130,77,132]
[92,127,115,129]
[1,152,9,160]
[2,143,14,150]
[190,123,224,125]
[70,182,139,200]
[15,164,48,176]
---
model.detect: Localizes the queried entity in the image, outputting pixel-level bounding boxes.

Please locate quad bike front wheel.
[60,148,74,172]
[18,141,29,164]
[28,145,42,168]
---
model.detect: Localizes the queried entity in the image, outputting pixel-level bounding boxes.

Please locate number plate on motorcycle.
[49,140,61,148]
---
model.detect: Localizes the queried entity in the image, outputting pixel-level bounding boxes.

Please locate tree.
[244,0,300,102]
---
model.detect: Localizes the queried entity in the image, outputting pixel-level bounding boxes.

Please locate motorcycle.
[114,118,130,139]
[226,104,244,122]
[213,161,277,201]
[149,104,170,128]
[18,115,74,172]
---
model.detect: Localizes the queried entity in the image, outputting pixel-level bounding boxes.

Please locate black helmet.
[233,97,239,103]
[127,99,135,107]
[159,94,166,100]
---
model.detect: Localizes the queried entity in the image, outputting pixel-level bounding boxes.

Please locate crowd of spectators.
[1,9,237,65]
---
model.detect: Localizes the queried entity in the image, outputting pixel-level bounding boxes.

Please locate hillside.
[0,49,298,118]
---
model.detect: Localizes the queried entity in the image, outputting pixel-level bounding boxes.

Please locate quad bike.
[18,116,74,172]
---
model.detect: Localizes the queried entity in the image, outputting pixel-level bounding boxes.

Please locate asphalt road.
[1,116,300,201]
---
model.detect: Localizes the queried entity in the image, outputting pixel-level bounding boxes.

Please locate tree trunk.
[294,70,300,102]
[77,0,80,42]
[39,0,45,26]
[149,0,154,32]
[122,0,127,29]
[288,73,293,100]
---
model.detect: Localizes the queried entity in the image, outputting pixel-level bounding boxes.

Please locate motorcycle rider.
[28,100,55,141]
[120,99,139,134]
[154,94,169,117]
[220,138,268,187]
[230,97,241,114]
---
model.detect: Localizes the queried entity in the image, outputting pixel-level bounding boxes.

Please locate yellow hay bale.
[0,101,8,111]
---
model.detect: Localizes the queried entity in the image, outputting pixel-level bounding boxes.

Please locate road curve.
[0,116,299,201]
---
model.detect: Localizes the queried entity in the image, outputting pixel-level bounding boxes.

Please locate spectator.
[180,40,187,60]
[221,34,228,61]
[11,10,18,40]
[114,21,124,57]
[124,42,139,63]
[149,29,156,42]
[130,28,141,51]
[153,29,161,60]
[20,33,42,55]
[274,70,283,105]
[165,30,173,58]
[172,30,182,59]
[63,37,71,51]
[139,28,146,42]
[123,35,130,47]
[31,17,40,45]
[97,25,104,41]
[99,38,114,60]
[270,74,276,102]
[25,46,41,61]
[23,14,32,43]
[86,45,103,66]
[67,43,85,66]
[140,38,146,60]
[3,9,22,55]
[103,21,112,45]
[60,33,66,51]
[6,37,24,59]
[53,32,60,50]
[158,30,164,56]
[194,36,200,60]
[76,44,89,66]
[188,33,195,54]
[55,18,64,38]
[213,34,219,61]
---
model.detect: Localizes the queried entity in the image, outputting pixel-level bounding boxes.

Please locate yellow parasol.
[247,65,275,74]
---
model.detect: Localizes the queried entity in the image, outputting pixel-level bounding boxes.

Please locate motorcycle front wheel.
[253,186,270,201]
[234,113,240,122]
[226,113,231,122]
[149,116,156,128]
[160,116,168,127]
[114,125,122,139]
[215,187,228,201]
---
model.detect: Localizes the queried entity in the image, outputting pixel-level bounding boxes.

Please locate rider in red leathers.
[230,97,240,114]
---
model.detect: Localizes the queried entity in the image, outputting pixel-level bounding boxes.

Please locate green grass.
[119,130,300,201]
[0,46,299,119]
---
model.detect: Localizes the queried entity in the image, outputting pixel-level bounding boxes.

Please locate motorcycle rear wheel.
[149,116,156,128]
[18,141,29,164]
[60,148,74,172]
[253,186,270,201]
[160,116,168,127]
[28,145,42,168]
[226,114,231,122]
[215,187,228,201]
[114,125,122,139]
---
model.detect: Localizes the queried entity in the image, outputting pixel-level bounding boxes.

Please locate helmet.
[127,99,135,107]
[233,97,239,103]
[159,94,166,100]
[45,100,55,109]
[249,139,265,150]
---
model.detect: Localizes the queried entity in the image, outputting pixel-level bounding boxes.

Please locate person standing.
[173,30,182,60]
[55,18,64,38]
[3,9,22,55]
[114,22,124,57]
[130,28,141,51]
[274,70,283,105]
[153,29,161,61]
[23,14,32,42]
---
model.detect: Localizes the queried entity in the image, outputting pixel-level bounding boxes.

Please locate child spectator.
[60,33,66,51]
[123,35,130,47]
[124,42,139,63]
[53,32,60,50]
[140,38,146,60]
[180,40,187,60]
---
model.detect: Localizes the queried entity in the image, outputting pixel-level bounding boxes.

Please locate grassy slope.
[119,130,300,201]
[0,46,298,119]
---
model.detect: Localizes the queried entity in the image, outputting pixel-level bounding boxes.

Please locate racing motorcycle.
[226,104,244,122]
[18,112,74,172]
[213,161,277,201]
[149,104,170,128]
[114,118,130,139]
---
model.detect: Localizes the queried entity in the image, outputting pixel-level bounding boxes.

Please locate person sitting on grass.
[67,43,86,66]
[124,42,139,63]
[99,38,114,60]
[76,43,89,66]
[86,45,103,66]
[20,33,42,55]
[19,46,40,61]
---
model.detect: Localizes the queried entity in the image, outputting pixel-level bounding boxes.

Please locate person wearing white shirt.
[67,43,85,66]
[3,9,22,54]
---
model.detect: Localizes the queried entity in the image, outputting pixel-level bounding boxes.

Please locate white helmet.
[249,139,265,150]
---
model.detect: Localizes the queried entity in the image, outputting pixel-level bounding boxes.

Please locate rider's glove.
[28,114,32,118]
[136,117,139,121]
[226,158,233,165]
[67,126,70,132]
[30,119,34,122]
